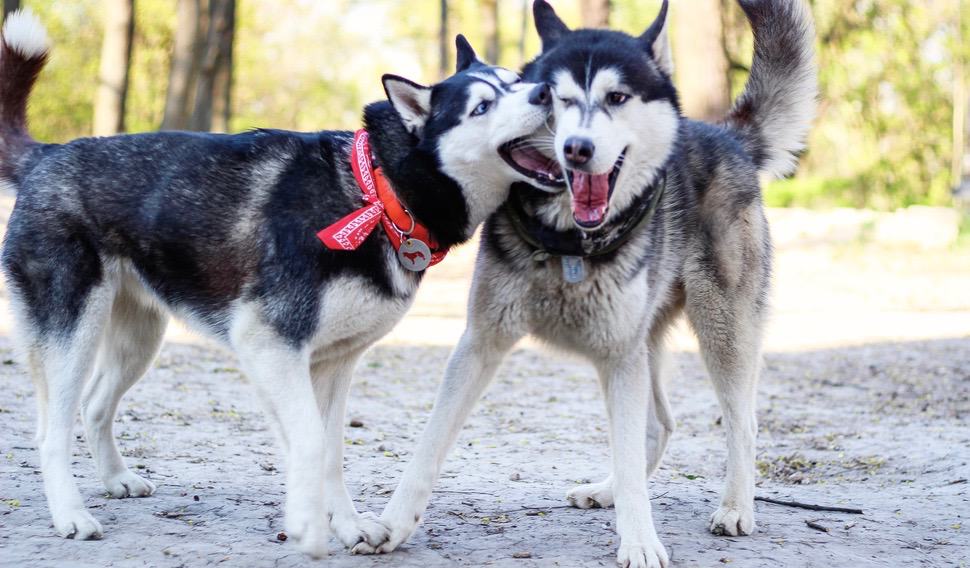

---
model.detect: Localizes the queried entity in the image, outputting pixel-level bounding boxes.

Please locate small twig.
[805,519,829,533]
[756,496,863,514]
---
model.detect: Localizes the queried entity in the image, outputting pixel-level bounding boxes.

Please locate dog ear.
[382,75,432,136]
[533,0,570,52]
[639,0,672,76]
[455,34,481,72]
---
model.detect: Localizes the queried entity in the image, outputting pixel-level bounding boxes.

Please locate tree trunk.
[482,0,500,64]
[439,0,449,79]
[580,0,609,28]
[161,0,202,130]
[2,0,20,21]
[190,0,234,132]
[952,0,968,198]
[93,0,135,136]
[671,0,731,121]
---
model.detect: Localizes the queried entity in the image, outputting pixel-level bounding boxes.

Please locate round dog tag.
[397,238,432,272]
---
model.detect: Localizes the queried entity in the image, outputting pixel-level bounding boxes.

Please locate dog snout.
[563,136,595,166]
[528,83,552,106]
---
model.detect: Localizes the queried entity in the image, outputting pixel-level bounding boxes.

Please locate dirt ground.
[0,207,968,567]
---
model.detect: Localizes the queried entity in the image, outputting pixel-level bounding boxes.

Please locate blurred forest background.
[1,0,968,210]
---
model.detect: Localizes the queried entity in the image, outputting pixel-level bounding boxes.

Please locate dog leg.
[234,331,328,558]
[686,279,763,537]
[37,290,113,540]
[81,291,167,499]
[568,313,678,510]
[601,349,668,568]
[311,355,388,549]
[692,326,759,537]
[354,327,518,554]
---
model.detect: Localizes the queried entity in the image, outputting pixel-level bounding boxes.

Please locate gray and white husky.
[361,1,817,566]
[0,11,562,557]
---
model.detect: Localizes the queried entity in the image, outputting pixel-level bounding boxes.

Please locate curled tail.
[0,10,48,181]
[725,0,817,178]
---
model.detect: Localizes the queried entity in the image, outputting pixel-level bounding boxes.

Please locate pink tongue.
[571,171,611,226]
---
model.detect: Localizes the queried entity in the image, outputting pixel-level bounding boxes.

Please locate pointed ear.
[533,0,570,52]
[455,34,481,72]
[639,0,672,76]
[382,74,432,136]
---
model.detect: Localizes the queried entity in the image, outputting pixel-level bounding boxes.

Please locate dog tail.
[0,10,48,181]
[725,0,817,179]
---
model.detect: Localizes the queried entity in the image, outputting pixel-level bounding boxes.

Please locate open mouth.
[567,149,626,229]
[500,138,565,189]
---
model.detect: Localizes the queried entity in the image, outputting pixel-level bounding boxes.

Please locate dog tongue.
[571,171,610,226]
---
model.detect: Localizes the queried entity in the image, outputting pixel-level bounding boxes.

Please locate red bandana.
[317,130,447,271]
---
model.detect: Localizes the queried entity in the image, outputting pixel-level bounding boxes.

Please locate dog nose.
[528,83,551,106]
[563,136,595,166]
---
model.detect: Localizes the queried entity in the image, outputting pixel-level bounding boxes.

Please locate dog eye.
[607,92,630,105]
[471,100,492,117]
[559,97,577,108]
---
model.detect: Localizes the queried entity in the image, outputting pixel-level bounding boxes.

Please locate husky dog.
[0,11,563,557]
[360,1,816,566]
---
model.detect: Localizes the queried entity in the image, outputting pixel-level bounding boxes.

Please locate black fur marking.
[522,29,680,110]
[365,101,470,248]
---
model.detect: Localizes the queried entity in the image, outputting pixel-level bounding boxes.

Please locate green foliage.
[14,0,969,211]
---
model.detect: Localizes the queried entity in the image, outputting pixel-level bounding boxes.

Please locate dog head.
[382,36,563,232]
[524,0,680,230]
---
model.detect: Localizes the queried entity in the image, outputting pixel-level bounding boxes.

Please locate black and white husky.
[361,1,817,566]
[0,11,562,557]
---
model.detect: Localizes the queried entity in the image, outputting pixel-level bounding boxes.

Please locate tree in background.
[482,0,500,64]
[190,0,235,132]
[438,0,449,78]
[93,0,135,135]
[580,0,609,28]
[161,0,201,130]
[671,0,730,121]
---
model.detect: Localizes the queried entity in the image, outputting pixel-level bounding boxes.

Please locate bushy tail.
[0,10,48,180]
[725,0,817,178]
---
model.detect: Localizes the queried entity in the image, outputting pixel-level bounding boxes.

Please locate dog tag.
[561,255,586,284]
[397,238,432,272]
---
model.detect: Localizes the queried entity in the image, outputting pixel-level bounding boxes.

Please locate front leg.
[311,354,388,549]
[601,349,668,568]
[354,327,518,554]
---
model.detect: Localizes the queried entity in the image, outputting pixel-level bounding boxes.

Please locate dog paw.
[351,510,416,555]
[331,511,389,549]
[566,479,614,509]
[617,539,668,568]
[710,504,755,536]
[286,507,329,558]
[53,508,103,540]
[104,470,156,499]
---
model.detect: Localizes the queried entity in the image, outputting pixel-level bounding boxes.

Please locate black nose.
[563,136,595,166]
[528,83,552,106]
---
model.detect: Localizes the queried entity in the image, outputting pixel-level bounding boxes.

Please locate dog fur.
[361,1,817,567]
[0,12,556,558]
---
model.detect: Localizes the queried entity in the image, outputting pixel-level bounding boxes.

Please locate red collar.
[317,130,448,271]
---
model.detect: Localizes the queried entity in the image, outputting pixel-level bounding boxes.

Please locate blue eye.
[471,100,491,116]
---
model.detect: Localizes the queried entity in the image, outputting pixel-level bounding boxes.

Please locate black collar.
[503,171,666,259]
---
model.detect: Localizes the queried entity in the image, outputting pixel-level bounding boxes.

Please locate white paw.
[331,511,389,549]
[351,510,416,555]
[285,506,329,558]
[566,479,614,509]
[617,539,669,568]
[53,508,103,540]
[710,504,755,536]
[104,470,156,499]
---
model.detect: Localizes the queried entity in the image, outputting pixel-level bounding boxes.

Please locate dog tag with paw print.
[561,255,586,284]
[398,238,432,272]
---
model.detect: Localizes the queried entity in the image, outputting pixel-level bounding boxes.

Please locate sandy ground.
[1,205,968,567]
